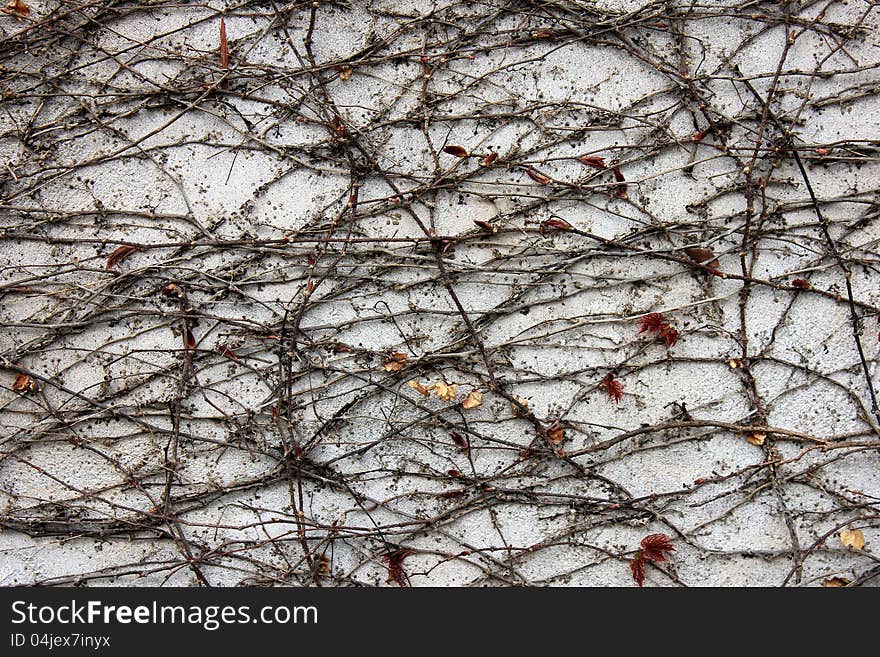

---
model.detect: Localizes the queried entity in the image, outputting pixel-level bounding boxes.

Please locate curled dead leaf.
[338,66,353,81]
[823,576,851,587]
[540,217,572,233]
[462,390,482,410]
[481,152,498,167]
[382,352,408,372]
[840,528,865,551]
[684,246,720,269]
[511,396,529,417]
[442,145,469,158]
[746,430,766,446]
[2,0,29,17]
[577,155,606,169]
[407,380,430,397]
[217,343,239,361]
[474,219,497,233]
[546,422,564,446]
[431,381,457,402]
[12,373,35,393]
[105,245,138,271]
[728,358,743,369]
[611,166,627,198]
[526,168,552,185]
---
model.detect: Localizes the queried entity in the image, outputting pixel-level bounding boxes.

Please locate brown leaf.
[382,352,408,372]
[431,381,457,402]
[316,554,331,577]
[407,380,430,397]
[219,18,229,90]
[815,148,832,156]
[383,548,414,586]
[105,245,137,271]
[540,217,572,232]
[791,278,811,289]
[183,327,196,351]
[533,29,556,39]
[338,66,353,81]
[611,166,628,198]
[449,431,468,449]
[12,373,35,393]
[746,430,766,446]
[684,246,720,269]
[824,576,851,587]
[546,422,564,446]
[217,343,239,361]
[481,152,498,167]
[526,168,552,185]
[462,390,482,410]
[577,155,606,169]
[474,219,497,233]
[511,396,529,417]
[840,528,865,551]
[442,145,469,158]
[2,0,29,17]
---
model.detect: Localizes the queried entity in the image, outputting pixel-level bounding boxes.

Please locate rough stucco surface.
[1,0,879,587]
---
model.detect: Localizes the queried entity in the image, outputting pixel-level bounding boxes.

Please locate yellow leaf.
[823,576,851,587]
[746,431,766,446]
[511,396,529,417]
[407,380,429,397]
[840,528,865,551]
[339,66,353,81]
[462,390,482,410]
[431,381,457,402]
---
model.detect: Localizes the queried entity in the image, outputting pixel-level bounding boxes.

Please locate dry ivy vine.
[1,0,879,587]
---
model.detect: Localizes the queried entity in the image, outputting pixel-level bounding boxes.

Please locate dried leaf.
[161,282,185,299]
[546,422,564,446]
[526,168,552,185]
[815,147,832,156]
[690,129,709,142]
[431,381,457,402]
[630,557,645,587]
[474,219,497,233]
[219,18,229,90]
[658,324,679,347]
[824,576,851,587]
[2,0,29,17]
[481,152,498,167]
[511,396,529,417]
[791,278,811,289]
[382,352,408,372]
[540,217,572,232]
[442,145,469,158]
[338,66,353,81]
[611,166,627,198]
[577,155,606,169]
[684,246,720,269]
[599,373,624,403]
[183,327,197,351]
[640,533,675,563]
[746,430,766,446]
[728,358,743,369]
[105,245,137,271]
[217,343,239,361]
[12,373,35,393]
[449,431,468,449]
[462,390,482,410]
[840,528,865,551]
[532,29,556,39]
[382,548,414,587]
[407,380,430,397]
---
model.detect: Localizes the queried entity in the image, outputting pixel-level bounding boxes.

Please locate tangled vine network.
[1,0,879,588]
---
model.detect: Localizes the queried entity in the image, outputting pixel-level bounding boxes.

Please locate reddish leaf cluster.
[791,278,811,289]
[638,312,679,347]
[383,548,414,586]
[630,533,675,587]
[599,373,624,403]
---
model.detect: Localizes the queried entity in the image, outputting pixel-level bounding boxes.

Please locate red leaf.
[383,548,414,587]
[658,324,679,347]
[577,155,606,169]
[611,166,627,198]
[474,220,496,233]
[599,373,624,403]
[638,312,666,334]
[540,217,572,232]
[481,152,498,167]
[640,533,675,563]
[442,145,469,158]
[105,245,137,271]
[630,556,645,587]
[449,431,468,449]
[533,29,556,39]
[791,278,811,289]
[526,168,552,185]
[217,343,239,361]
[690,129,709,143]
